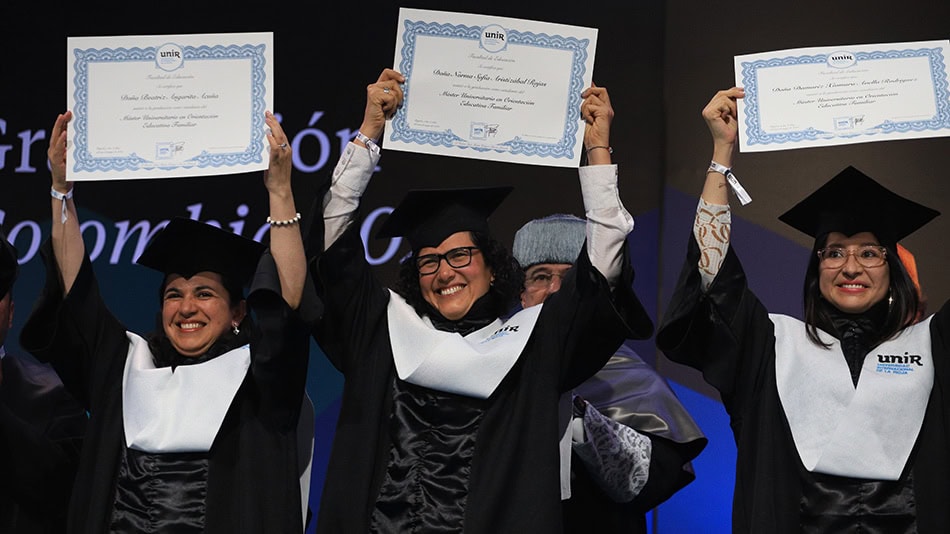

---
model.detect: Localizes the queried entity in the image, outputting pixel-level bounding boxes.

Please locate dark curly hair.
[394,231,524,319]
[803,236,919,347]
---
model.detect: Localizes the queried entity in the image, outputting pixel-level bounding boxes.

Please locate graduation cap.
[376,186,513,251]
[0,227,18,300]
[136,217,265,289]
[777,165,939,247]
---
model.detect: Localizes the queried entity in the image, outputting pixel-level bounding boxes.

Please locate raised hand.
[359,68,405,142]
[581,83,614,165]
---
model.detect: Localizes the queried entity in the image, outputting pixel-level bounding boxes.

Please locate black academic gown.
[0,351,86,534]
[312,225,652,534]
[20,243,313,534]
[656,237,950,533]
[563,342,707,534]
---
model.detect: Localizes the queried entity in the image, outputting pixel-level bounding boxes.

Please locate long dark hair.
[802,236,920,347]
[394,231,524,319]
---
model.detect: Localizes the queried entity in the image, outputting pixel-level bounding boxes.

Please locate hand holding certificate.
[384,8,598,167]
[66,32,274,181]
[734,40,950,152]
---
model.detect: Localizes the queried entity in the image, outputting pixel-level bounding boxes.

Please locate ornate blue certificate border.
[738,46,950,146]
[71,42,268,173]
[392,19,591,160]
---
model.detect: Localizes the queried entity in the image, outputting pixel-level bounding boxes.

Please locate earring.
[232,322,240,335]
[888,289,894,308]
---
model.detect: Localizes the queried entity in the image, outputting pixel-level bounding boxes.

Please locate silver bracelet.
[586,145,613,156]
[266,213,302,227]
[50,186,74,223]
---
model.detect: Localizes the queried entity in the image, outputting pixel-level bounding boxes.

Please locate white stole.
[386,290,542,399]
[558,392,573,499]
[772,314,933,480]
[122,332,251,453]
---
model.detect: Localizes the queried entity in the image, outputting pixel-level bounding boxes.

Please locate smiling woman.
[307,68,653,533]
[160,270,243,357]
[133,218,262,363]
[657,87,950,533]
[378,186,522,323]
[19,110,316,533]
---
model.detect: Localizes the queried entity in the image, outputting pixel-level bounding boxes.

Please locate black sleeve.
[310,223,390,375]
[19,240,128,411]
[0,355,86,524]
[656,235,770,400]
[246,251,313,433]
[546,242,654,392]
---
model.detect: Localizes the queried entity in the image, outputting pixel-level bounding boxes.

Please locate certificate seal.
[827,51,857,69]
[479,24,508,53]
[155,42,185,72]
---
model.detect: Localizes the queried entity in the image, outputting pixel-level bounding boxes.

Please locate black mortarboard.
[778,165,939,246]
[136,217,265,288]
[376,186,513,251]
[0,227,18,300]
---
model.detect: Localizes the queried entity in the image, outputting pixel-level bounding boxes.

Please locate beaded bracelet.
[266,213,302,227]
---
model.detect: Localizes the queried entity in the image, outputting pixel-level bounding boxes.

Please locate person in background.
[307,68,653,533]
[20,110,314,533]
[657,86,950,532]
[0,226,86,533]
[512,213,706,533]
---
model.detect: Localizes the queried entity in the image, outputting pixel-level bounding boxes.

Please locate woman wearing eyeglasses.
[307,68,653,533]
[657,87,950,532]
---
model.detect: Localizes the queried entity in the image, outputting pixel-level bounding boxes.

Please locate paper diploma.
[735,40,950,152]
[385,8,597,168]
[66,32,273,181]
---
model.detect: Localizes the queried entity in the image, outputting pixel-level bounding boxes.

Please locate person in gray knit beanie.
[513,214,587,308]
[512,213,707,534]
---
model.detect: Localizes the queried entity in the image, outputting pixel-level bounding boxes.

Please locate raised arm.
[322,68,405,250]
[577,84,632,287]
[263,111,306,310]
[47,111,83,294]
[696,88,743,286]
[701,87,744,205]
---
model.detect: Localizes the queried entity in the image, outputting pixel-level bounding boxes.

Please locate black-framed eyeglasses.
[416,246,480,275]
[817,245,887,269]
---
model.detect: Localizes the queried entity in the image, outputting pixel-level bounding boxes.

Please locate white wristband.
[50,187,74,223]
[708,161,752,206]
[354,131,381,157]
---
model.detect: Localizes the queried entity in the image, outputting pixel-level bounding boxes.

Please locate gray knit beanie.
[512,214,586,269]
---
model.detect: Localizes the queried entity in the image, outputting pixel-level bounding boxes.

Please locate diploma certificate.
[735,40,950,152]
[386,8,597,167]
[66,32,274,181]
